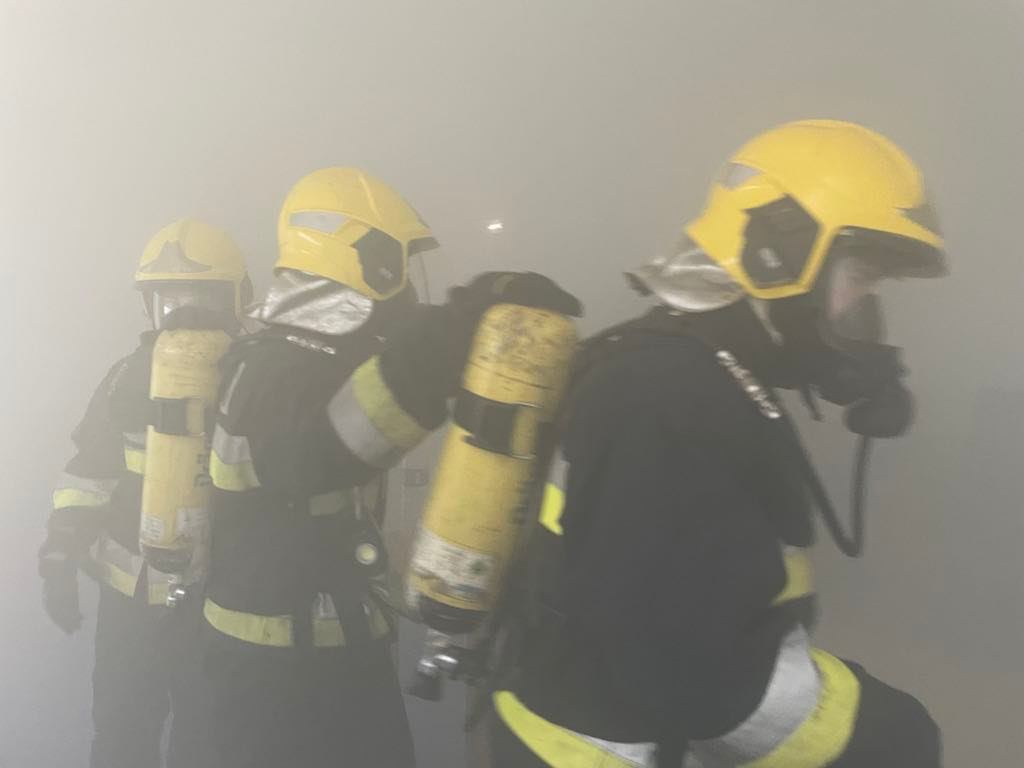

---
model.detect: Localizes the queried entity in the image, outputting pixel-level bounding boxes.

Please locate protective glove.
[439,271,583,380]
[38,548,82,634]
[379,272,582,414]
[447,271,584,324]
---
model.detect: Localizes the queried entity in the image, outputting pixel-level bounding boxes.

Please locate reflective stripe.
[204,595,391,648]
[494,691,656,768]
[123,430,147,474]
[124,446,146,475]
[538,451,569,535]
[338,358,428,460]
[539,484,565,535]
[98,557,141,598]
[773,547,814,605]
[219,362,246,416]
[746,652,859,768]
[89,534,173,606]
[329,380,405,468]
[148,580,171,605]
[210,425,261,491]
[691,628,861,768]
[309,489,356,517]
[52,473,116,509]
[123,430,147,448]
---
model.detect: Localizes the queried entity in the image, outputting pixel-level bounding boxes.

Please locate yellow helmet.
[135,219,250,318]
[276,167,439,301]
[685,119,946,301]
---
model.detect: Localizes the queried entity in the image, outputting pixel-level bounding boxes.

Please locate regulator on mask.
[142,280,246,332]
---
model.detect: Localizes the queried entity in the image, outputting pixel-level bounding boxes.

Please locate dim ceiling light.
[486,220,504,232]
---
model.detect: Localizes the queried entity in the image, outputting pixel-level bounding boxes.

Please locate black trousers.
[204,629,415,768]
[90,586,214,768]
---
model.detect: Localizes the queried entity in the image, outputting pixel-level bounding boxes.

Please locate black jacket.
[507,305,940,766]
[206,308,452,644]
[49,333,156,557]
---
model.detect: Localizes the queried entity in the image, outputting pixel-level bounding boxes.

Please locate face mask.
[770,294,913,438]
[142,281,237,331]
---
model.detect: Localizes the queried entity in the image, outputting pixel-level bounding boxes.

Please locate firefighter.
[39,219,250,768]
[484,120,947,767]
[202,166,579,768]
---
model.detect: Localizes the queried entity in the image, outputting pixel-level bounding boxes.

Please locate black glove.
[845,379,914,438]
[379,273,582,418]
[447,271,583,325]
[39,549,82,635]
[441,271,581,387]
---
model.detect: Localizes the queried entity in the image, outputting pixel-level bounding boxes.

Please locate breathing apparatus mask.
[761,228,944,555]
[769,227,940,440]
[142,279,244,332]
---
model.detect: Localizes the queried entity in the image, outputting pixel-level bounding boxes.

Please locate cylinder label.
[410,528,495,605]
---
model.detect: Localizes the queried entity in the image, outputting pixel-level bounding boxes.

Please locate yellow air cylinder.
[139,329,230,580]
[407,304,577,635]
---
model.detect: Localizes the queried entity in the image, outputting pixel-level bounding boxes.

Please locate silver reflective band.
[627,244,745,313]
[327,381,404,469]
[690,626,820,766]
[211,424,254,464]
[549,449,569,491]
[219,362,246,416]
[577,733,656,767]
[289,210,348,234]
[123,431,146,448]
[249,269,373,336]
[93,533,143,578]
[719,162,761,189]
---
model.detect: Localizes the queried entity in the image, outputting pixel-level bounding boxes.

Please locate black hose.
[800,435,872,557]
[777,408,873,557]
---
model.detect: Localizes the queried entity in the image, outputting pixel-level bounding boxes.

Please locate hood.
[248,268,374,336]
[626,240,745,313]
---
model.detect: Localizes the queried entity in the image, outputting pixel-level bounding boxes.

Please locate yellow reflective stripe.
[148,580,170,606]
[53,489,108,509]
[53,473,116,509]
[209,450,261,492]
[746,651,861,768]
[774,547,814,605]
[124,446,146,475]
[204,598,392,648]
[309,489,355,517]
[539,483,565,535]
[351,357,427,450]
[205,598,294,647]
[99,559,140,598]
[494,691,652,768]
[313,617,345,647]
[96,563,170,606]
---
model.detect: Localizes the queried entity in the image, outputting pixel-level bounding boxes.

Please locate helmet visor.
[143,281,235,329]
[407,236,440,304]
[820,228,944,346]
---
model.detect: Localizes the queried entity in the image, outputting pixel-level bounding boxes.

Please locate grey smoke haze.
[3,1,1022,765]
